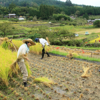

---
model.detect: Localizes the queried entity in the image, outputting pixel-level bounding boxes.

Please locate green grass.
[53,45,100,50]
[49,50,100,62]
[51,25,84,33]
[65,45,100,50]
[49,50,68,56]
[74,55,100,62]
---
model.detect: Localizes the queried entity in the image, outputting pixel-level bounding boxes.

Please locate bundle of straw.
[34,77,54,87]
[81,66,92,78]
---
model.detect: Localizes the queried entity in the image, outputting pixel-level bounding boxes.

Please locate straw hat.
[22,39,36,45]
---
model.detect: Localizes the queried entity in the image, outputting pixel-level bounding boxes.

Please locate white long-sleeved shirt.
[17,44,29,62]
[39,38,49,47]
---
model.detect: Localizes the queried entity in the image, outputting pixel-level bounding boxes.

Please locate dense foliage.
[0,0,65,7]
[0,0,100,21]
[0,22,14,37]
[93,20,100,27]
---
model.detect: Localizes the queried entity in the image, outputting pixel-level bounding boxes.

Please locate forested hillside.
[0,0,65,7]
[0,0,100,21]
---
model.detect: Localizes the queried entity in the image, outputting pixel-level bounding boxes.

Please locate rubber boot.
[23,82,27,87]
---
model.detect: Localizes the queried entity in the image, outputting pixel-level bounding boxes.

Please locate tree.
[39,5,54,20]
[38,25,49,38]
[53,14,70,20]
[75,10,80,17]
[9,3,16,13]
[93,20,100,27]
[54,28,75,43]
[83,13,89,20]
[66,0,73,6]
[0,22,14,37]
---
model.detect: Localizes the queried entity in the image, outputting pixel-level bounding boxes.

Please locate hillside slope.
[0,0,65,7]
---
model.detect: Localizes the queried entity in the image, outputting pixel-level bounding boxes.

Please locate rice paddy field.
[0,42,100,100]
[1,52,100,100]
[0,20,100,100]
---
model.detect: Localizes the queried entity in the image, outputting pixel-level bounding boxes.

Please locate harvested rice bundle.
[1,41,10,50]
[11,54,32,77]
[34,77,54,85]
[25,61,32,76]
[72,53,78,57]
[67,53,73,59]
[81,66,92,78]
[45,44,51,53]
[0,37,7,45]
[46,37,50,45]
[10,61,20,77]
[1,39,19,51]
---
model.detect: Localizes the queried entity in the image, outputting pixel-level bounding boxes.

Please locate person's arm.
[17,54,29,61]
[22,54,29,61]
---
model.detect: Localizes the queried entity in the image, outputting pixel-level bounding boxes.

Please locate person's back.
[39,38,49,47]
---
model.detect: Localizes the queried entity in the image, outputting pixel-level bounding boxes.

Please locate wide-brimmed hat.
[22,39,36,45]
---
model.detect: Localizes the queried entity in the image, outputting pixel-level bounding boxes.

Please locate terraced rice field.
[0,53,100,100]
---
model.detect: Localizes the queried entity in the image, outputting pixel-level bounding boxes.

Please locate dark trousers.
[42,48,50,58]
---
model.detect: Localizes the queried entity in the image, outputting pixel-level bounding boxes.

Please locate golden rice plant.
[0,46,17,86]
[30,43,42,54]
[11,39,23,48]
[8,39,23,51]
[30,43,51,54]
[89,37,100,43]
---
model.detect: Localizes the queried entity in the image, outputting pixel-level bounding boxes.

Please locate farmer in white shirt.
[17,39,35,87]
[35,38,50,59]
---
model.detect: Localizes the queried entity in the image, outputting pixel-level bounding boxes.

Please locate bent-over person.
[35,38,50,59]
[17,39,35,87]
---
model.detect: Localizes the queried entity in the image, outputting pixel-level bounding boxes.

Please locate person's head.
[22,39,36,47]
[25,41,32,47]
[35,38,39,42]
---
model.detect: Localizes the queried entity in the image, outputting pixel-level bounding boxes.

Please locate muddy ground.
[0,53,100,100]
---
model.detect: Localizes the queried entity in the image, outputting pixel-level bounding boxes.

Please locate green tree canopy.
[53,14,70,20]
[93,20,100,27]
[0,22,14,37]
[83,13,89,20]
[53,28,75,43]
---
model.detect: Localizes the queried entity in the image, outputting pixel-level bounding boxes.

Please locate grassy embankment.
[49,50,100,62]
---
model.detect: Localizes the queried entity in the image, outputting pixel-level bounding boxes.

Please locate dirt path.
[0,53,100,100]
